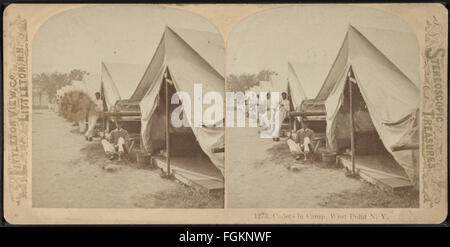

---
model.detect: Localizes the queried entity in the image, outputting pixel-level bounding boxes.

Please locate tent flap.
[323,26,419,182]
[139,26,225,176]
[101,62,146,109]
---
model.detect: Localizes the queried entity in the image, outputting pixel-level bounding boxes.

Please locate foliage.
[32,69,90,100]
[226,69,278,92]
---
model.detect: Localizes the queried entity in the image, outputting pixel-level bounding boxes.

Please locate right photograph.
[226,5,420,208]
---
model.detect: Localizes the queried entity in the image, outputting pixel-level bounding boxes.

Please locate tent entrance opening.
[155,76,223,180]
[335,73,408,179]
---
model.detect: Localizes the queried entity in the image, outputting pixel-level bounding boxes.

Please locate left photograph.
[31,5,225,208]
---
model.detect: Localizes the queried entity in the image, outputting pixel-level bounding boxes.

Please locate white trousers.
[78,120,87,133]
[270,108,288,138]
[287,137,311,155]
[102,137,125,154]
[85,115,99,138]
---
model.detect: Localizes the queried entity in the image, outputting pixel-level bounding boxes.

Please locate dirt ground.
[32,110,418,209]
[32,110,222,208]
[226,127,418,208]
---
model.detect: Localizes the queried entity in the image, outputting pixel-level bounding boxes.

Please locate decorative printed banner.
[422,15,446,208]
[6,15,30,206]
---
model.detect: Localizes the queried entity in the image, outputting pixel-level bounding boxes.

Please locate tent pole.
[288,97,293,133]
[288,89,294,133]
[102,112,106,133]
[348,71,356,175]
[101,86,106,133]
[289,115,293,133]
[165,71,171,175]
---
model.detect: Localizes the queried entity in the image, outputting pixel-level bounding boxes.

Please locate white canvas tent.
[57,80,89,123]
[258,80,273,93]
[252,75,287,95]
[59,80,87,97]
[319,25,419,182]
[248,85,260,93]
[70,80,87,93]
[248,75,286,98]
[268,74,287,95]
[101,62,147,110]
[137,26,225,176]
[59,85,71,97]
[60,85,70,95]
[60,85,68,94]
[83,74,102,102]
[57,77,100,102]
[287,62,329,110]
[315,25,419,102]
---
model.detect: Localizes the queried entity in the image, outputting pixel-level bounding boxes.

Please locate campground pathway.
[32,110,220,208]
[226,127,365,208]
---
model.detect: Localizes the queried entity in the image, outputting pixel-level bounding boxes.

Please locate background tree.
[256,69,277,82]
[68,69,90,81]
[32,69,90,100]
[226,69,278,92]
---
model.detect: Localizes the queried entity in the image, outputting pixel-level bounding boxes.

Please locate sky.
[226,5,417,81]
[33,5,419,95]
[32,5,220,75]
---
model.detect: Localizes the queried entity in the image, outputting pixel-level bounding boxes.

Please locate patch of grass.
[132,185,224,208]
[266,143,294,167]
[266,142,323,168]
[266,141,342,170]
[80,141,141,168]
[80,142,109,166]
[70,128,84,134]
[318,182,419,208]
[81,141,223,208]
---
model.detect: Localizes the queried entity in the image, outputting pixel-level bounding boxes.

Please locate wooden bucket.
[322,152,337,165]
[136,152,151,165]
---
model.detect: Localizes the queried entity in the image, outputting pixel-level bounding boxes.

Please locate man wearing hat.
[287,119,314,161]
[101,119,129,161]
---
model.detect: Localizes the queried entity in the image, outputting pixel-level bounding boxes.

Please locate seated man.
[287,120,314,161]
[101,121,129,161]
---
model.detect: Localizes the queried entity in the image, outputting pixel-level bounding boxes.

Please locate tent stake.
[348,70,356,175]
